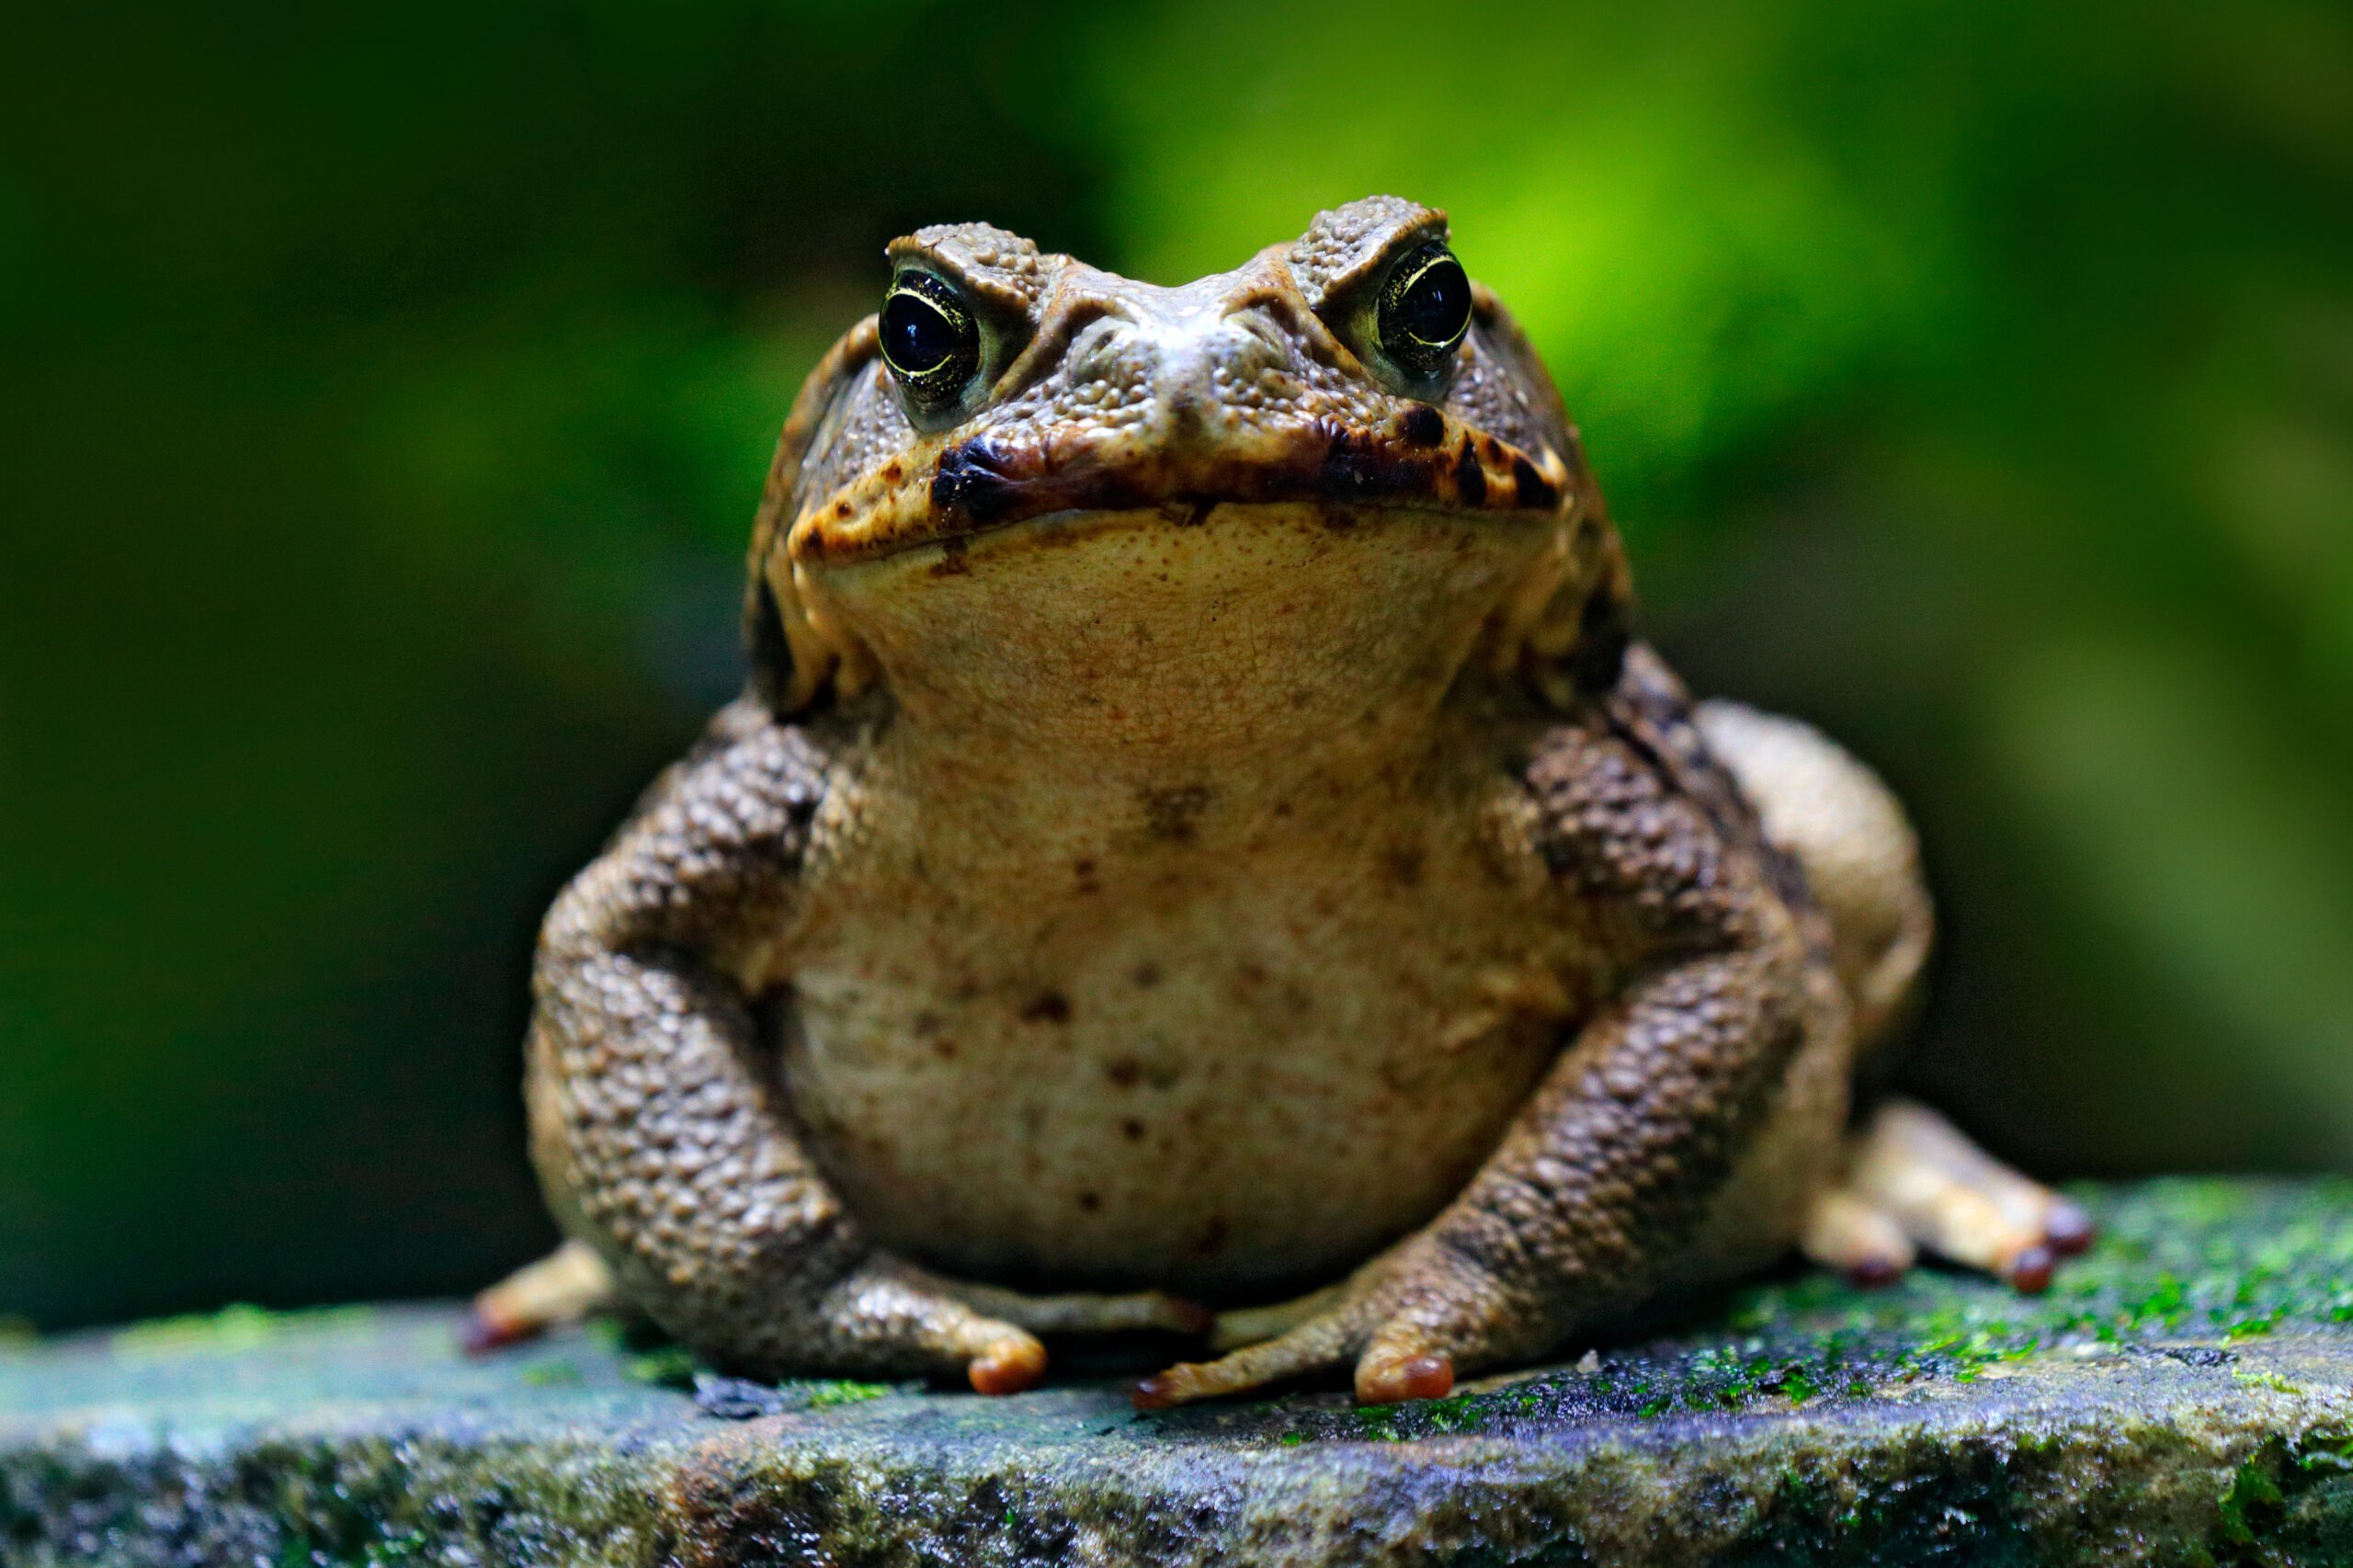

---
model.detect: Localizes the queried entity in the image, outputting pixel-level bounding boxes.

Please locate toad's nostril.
[1064,315,1138,381]
[1219,309,1294,368]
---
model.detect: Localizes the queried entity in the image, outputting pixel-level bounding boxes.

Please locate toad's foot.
[1139,1097,2094,1409]
[470,1243,1205,1372]
[1801,1097,2093,1292]
[1132,1245,1506,1409]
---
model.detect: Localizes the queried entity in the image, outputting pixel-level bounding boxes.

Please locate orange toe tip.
[2006,1244,2056,1295]
[460,1307,535,1356]
[1131,1372,1186,1411]
[968,1340,1047,1396]
[1360,1352,1454,1404]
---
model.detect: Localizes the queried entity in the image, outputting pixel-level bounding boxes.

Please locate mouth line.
[791,414,1570,567]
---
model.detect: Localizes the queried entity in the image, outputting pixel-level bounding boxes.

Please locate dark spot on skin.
[1120,1118,1146,1142]
[1076,1190,1101,1213]
[928,535,971,576]
[1186,1216,1231,1258]
[913,1012,941,1035]
[1105,1059,1142,1088]
[1317,426,1428,501]
[1139,783,1213,843]
[929,438,1026,524]
[1131,961,1162,989]
[931,1039,958,1062]
[1382,844,1426,889]
[1510,455,1559,510]
[1454,443,1486,505]
[834,499,852,517]
[1397,404,1445,447]
[1019,992,1072,1025]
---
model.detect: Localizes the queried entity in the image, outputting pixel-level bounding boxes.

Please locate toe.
[966,1332,1048,1395]
[1357,1350,1455,1404]
[2044,1199,2096,1256]
[1802,1187,1916,1286]
[1354,1292,1496,1404]
[1131,1311,1363,1408]
[467,1241,614,1354]
[460,1303,539,1355]
[2004,1244,2056,1295]
[1130,1364,1209,1410]
[1847,1100,2082,1289]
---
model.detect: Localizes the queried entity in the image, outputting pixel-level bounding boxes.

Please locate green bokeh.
[1,0,2347,1329]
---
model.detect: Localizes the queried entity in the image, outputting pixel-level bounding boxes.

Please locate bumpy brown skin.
[529,705,1040,1391]
[518,197,2063,1404]
[1131,648,1836,1405]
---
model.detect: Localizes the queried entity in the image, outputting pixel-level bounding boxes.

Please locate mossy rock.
[6,1179,2353,1565]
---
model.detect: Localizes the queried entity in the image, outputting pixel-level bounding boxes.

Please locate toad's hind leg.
[1803,1099,2094,1291]
[1694,704,2092,1290]
[1692,700,1932,1062]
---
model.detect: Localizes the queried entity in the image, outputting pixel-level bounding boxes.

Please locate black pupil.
[883,289,959,373]
[1398,256,1470,346]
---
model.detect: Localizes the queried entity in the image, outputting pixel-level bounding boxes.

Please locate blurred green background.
[2,0,2347,1331]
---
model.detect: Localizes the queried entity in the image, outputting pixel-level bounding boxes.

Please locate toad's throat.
[791,411,1573,565]
[797,500,1566,782]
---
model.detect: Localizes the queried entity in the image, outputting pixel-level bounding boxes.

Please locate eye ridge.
[1377,242,1472,379]
[880,270,982,404]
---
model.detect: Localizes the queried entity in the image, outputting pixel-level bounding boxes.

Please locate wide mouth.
[787,407,1574,568]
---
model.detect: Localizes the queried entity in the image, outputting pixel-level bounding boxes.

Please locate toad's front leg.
[1136,948,1822,1406]
[516,699,1113,1392]
[1137,668,1830,1407]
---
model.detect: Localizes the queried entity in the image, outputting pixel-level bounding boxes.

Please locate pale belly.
[769,803,1587,1299]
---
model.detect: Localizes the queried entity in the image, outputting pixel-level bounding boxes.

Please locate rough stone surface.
[6,1180,2353,1565]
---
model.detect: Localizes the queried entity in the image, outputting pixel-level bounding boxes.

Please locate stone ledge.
[5,1179,2352,1565]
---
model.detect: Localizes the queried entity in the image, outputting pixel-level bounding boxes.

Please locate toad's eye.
[1377,243,1472,379]
[879,271,980,406]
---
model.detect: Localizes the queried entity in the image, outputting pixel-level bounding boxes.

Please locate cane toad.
[477,197,2087,1405]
